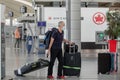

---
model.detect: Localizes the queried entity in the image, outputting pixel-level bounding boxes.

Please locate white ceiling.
[0,0,120,19]
[0,0,33,18]
[34,0,120,2]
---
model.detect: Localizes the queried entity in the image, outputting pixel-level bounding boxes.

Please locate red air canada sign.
[93,12,106,25]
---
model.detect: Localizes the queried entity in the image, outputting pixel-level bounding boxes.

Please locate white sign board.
[81,8,109,42]
[44,7,109,42]
[44,7,67,38]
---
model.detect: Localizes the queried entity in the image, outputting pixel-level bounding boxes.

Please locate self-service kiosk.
[95,31,108,44]
[0,4,6,79]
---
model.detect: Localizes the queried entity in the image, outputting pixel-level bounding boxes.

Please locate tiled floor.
[3,38,120,80]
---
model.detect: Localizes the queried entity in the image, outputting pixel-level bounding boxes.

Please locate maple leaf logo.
[95,14,103,22]
[48,17,52,20]
[93,12,106,25]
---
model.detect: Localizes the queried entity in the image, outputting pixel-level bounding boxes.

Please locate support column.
[0,4,5,79]
[36,5,45,54]
[66,0,81,51]
[37,5,45,35]
[10,17,13,27]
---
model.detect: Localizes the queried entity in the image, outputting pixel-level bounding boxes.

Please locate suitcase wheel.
[77,75,80,77]
[76,74,80,77]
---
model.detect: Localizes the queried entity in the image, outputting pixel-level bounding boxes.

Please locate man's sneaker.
[57,76,65,79]
[47,75,54,79]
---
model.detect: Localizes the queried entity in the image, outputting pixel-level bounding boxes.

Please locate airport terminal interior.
[0,0,120,80]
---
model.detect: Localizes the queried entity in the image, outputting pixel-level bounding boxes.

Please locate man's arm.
[47,37,54,57]
[48,37,54,50]
[63,39,70,43]
[63,39,75,45]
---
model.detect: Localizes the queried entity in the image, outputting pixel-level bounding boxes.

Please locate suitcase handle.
[69,44,76,54]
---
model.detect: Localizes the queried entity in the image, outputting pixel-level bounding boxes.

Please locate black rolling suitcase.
[98,53,111,74]
[14,58,49,76]
[63,45,81,77]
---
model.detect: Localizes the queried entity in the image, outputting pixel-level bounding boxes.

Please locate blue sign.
[37,21,46,27]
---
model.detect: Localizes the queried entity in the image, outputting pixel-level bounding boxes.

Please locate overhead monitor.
[37,21,46,27]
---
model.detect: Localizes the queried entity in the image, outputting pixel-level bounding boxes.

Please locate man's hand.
[63,39,75,45]
[69,41,75,45]
[46,37,54,57]
[47,49,50,57]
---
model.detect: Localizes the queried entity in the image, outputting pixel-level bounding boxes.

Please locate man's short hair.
[58,21,64,27]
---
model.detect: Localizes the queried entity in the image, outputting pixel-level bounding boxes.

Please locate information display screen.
[95,31,108,44]
[37,21,46,27]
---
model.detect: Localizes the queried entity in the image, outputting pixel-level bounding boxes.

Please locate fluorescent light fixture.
[14,0,32,7]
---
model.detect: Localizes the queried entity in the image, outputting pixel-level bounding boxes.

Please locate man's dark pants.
[48,48,63,76]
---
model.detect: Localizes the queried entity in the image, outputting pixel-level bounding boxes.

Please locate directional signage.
[37,21,46,27]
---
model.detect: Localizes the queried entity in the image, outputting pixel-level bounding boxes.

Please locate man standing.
[47,21,72,79]
[14,27,21,48]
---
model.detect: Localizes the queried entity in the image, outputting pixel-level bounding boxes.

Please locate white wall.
[81,8,109,42]
[44,7,67,38]
[44,7,109,42]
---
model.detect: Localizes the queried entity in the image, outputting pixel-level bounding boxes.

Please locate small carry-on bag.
[98,48,119,74]
[98,53,111,74]
[63,44,81,77]
[98,44,112,74]
[14,58,49,76]
[98,53,118,74]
